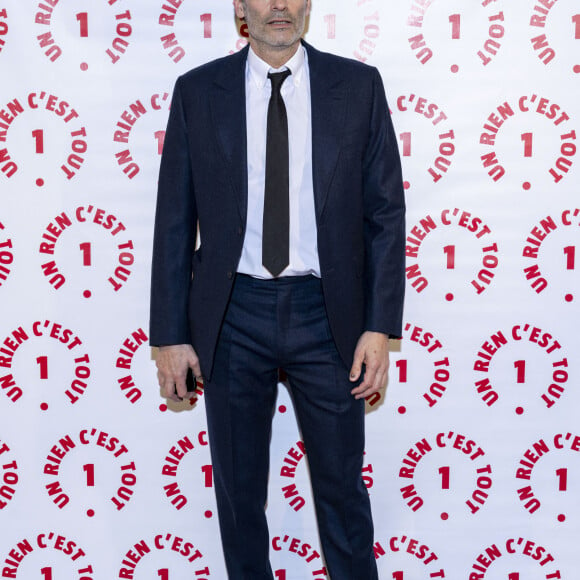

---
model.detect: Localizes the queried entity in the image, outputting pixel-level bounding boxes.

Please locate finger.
[352,364,385,399]
[364,360,379,387]
[350,376,367,394]
[161,377,182,402]
[159,366,187,401]
[370,367,387,395]
[173,370,192,399]
[349,349,365,382]
[351,361,371,391]
[352,380,374,399]
[191,359,202,378]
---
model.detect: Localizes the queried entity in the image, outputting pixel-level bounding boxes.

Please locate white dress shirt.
[237,45,320,278]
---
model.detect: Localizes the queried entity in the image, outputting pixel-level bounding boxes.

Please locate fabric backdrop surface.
[0,1,578,578]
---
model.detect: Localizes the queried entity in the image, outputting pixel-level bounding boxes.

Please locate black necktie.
[262,69,292,277]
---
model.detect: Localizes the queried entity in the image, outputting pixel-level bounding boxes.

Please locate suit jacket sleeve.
[149,77,197,346]
[362,68,405,338]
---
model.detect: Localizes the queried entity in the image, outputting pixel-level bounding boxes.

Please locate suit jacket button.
[227,271,233,279]
[237,227,243,235]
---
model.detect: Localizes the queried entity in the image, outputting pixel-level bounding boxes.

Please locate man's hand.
[349,331,390,400]
[156,344,202,402]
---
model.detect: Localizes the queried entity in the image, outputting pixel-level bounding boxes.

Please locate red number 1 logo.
[36,356,48,379]
[324,14,336,39]
[399,132,412,157]
[439,466,450,490]
[79,242,92,267]
[564,246,575,270]
[201,465,213,488]
[572,14,580,39]
[200,13,212,38]
[449,14,461,39]
[514,360,526,384]
[556,467,568,492]
[76,12,89,37]
[443,245,455,269]
[155,131,166,155]
[32,129,44,154]
[521,132,533,157]
[395,359,408,383]
[83,464,95,487]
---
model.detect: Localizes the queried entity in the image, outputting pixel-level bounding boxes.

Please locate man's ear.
[234,0,245,20]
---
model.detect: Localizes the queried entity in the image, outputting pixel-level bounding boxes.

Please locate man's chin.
[267,33,301,49]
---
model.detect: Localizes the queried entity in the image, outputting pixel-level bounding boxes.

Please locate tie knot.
[268,69,292,94]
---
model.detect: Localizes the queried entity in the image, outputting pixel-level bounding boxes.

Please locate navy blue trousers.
[204,274,378,580]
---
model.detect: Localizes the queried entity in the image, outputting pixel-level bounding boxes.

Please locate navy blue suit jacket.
[150,41,405,379]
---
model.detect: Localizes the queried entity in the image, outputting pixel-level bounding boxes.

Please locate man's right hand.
[156,344,202,402]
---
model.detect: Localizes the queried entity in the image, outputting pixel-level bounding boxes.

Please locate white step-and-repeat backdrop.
[1,1,578,578]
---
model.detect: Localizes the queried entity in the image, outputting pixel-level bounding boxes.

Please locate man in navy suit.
[150,0,405,577]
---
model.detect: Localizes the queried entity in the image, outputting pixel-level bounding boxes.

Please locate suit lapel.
[210,46,249,221]
[305,42,347,220]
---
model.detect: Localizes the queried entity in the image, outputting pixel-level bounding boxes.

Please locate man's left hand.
[349,331,390,400]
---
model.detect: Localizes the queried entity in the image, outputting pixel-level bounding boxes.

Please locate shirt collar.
[247,44,306,90]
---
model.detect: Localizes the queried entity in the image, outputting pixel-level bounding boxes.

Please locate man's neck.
[249,40,301,69]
